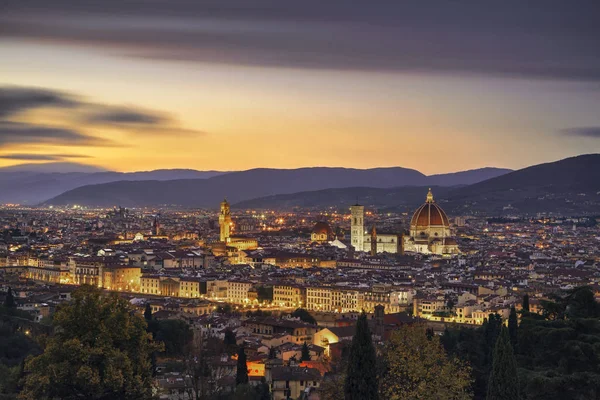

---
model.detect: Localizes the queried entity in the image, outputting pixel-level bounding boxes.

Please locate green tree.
[224,329,237,346]
[224,329,237,355]
[344,312,378,400]
[217,304,233,315]
[20,285,162,400]
[382,324,472,400]
[486,327,519,400]
[301,341,311,362]
[3,287,16,309]
[148,319,193,356]
[291,308,316,325]
[236,345,248,386]
[522,294,530,313]
[143,303,152,322]
[508,306,518,349]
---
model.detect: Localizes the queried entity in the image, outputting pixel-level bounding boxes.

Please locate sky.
[0,0,599,174]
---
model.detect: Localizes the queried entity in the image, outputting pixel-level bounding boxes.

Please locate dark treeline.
[441,286,600,399]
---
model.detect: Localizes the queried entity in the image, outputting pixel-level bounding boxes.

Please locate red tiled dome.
[312,222,333,236]
[410,189,450,228]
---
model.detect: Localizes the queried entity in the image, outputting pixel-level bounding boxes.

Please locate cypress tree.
[144,303,152,322]
[344,312,378,400]
[522,294,530,313]
[4,286,16,308]
[301,341,311,361]
[236,345,249,385]
[508,306,518,349]
[487,327,519,400]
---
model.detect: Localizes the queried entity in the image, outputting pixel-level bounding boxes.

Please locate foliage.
[20,285,162,400]
[224,329,236,346]
[0,322,40,367]
[301,341,311,361]
[444,287,600,400]
[344,312,378,400]
[0,321,38,399]
[508,306,518,349]
[143,303,152,322]
[290,308,316,325]
[522,294,530,313]
[245,309,272,318]
[236,345,248,386]
[228,382,270,400]
[3,288,16,309]
[182,335,224,400]
[217,304,233,315]
[255,286,273,303]
[487,327,519,400]
[320,373,345,400]
[148,319,193,356]
[382,324,472,400]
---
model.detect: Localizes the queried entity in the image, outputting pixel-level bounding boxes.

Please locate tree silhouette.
[344,312,378,400]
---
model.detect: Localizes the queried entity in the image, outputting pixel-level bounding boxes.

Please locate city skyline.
[1,1,600,174]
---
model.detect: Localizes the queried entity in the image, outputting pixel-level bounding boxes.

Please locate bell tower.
[370,225,377,256]
[219,199,232,242]
[350,204,364,252]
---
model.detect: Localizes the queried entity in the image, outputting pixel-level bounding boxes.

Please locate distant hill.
[234,186,456,212]
[0,167,226,204]
[426,167,512,186]
[237,155,600,216]
[443,154,600,215]
[43,166,510,208]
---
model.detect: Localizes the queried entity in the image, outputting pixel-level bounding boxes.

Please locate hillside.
[443,154,600,215]
[43,166,509,208]
[234,186,455,212]
[0,168,225,204]
[237,155,600,216]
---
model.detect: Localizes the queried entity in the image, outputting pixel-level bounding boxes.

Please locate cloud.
[85,107,168,126]
[0,153,93,161]
[1,1,599,81]
[0,86,77,118]
[0,121,116,147]
[560,127,600,138]
[82,105,204,136]
[0,86,204,149]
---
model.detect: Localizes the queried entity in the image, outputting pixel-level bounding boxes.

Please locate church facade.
[350,204,400,254]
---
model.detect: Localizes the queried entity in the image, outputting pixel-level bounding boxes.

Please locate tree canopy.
[290,308,316,325]
[20,285,162,400]
[443,287,600,400]
[382,324,472,400]
[3,287,16,309]
[236,345,248,386]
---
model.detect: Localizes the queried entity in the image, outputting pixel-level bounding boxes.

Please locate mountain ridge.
[234,154,600,216]
[41,165,511,208]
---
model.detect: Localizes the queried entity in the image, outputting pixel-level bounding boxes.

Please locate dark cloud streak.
[560,127,600,139]
[0,153,93,161]
[86,108,167,125]
[0,121,116,147]
[1,1,599,81]
[0,86,76,118]
[0,86,204,148]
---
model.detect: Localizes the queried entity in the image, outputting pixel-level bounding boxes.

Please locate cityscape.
[1,1,600,400]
